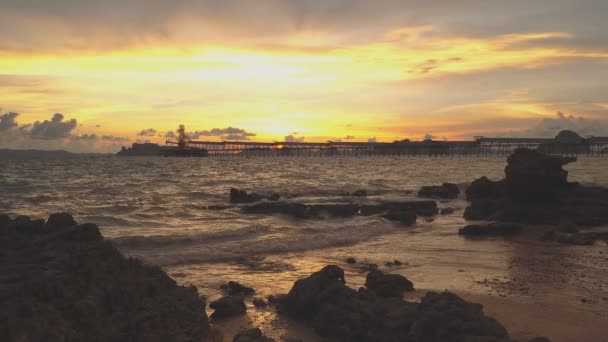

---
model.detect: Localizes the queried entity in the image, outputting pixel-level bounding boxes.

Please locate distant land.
[0,149,109,160]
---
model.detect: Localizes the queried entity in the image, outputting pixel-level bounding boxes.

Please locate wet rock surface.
[230,188,280,204]
[279,265,512,342]
[365,269,414,297]
[241,200,438,219]
[0,213,211,342]
[459,223,523,236]
[465,148,608,226]
[210,295,247,320]
[418,183,460,199]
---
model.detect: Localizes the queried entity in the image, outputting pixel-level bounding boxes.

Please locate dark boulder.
[345,257,357,264]
[418,183,460,199]
[365,270,414,297]
[220,281,255,297]
[46,213,77,230]
[233,328,275,342]
[230,188,280,204]
[282,265,346,320]
[459,223,523,236]
[466,177,505,201]
[411,291,510,342]
[210,296,247,320]
[383,209,417,226]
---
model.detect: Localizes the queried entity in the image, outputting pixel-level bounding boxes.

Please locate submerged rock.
[418,183,460,199]
[280,265,512,342]
[365,269,414,297]
[230,188,280,204]
[459,223,523,236]
[464,148,608,226]
[210,296,247,320]
[0,213,211,342]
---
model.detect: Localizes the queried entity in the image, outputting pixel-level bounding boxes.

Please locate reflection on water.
[1,155,608,341]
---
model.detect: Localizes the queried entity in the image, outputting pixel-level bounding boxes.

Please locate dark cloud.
[0,112,19,131]
[137,128,158,137]
[29,113,77,139]
[1,0,607,52]
[190,127,256,140]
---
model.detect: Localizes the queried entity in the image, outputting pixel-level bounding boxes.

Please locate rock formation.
[465,148,608,226]
[279,265,511,342]
[0,213,211,342]
[459,223,523,236]
[418,183,460,199]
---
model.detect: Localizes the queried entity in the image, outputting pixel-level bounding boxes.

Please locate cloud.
[509,112,608,138]
[344,135,355,140]
[368,137,377,143]
[423,133,437,141]
[137,128,158,137]
[190,127,256,140]
[285,134,305,143]
[164,131,176,138]
[0,112,19,131]
[29,113,77,139]
[0,112,130,153]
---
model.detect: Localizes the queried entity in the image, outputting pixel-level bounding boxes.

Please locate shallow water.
[2,155,608,341]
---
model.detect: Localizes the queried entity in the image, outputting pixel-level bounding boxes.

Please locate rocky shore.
[0,213,211,342]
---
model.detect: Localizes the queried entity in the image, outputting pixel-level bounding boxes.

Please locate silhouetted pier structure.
[164,137,608,157]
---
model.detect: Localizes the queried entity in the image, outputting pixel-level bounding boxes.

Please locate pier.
[163,131,608,157]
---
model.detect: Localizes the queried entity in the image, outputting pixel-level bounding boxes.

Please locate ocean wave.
[119,219,396,266]
[111,224,271,249]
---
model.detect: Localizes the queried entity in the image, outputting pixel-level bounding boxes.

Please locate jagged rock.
[210,296,247,320]
[233,328,275,342]
[220,281,255,296]
[464,149,608,226]
[230,188,280,204]
[282,265,346,320]
[418,183,460,199]
[383,209,417,226]
[241,201,437,219]
[365,270,414,297]
[280,266,511,342]
[459,223,523,236]
[345,257,357,264]
[1,213,211,342]
[411,291,510,342]
[505,149,575,200]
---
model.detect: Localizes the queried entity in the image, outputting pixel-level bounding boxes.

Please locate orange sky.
[1,0,608,152]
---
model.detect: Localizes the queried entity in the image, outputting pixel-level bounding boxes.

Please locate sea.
[2,155,608,341]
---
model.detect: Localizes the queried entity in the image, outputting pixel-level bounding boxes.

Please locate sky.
[1,0,608,152]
